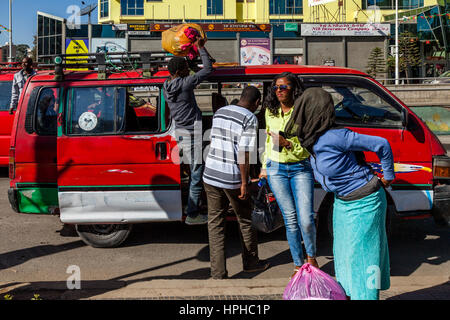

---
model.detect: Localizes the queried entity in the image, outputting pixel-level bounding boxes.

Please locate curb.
[1,276,449,300]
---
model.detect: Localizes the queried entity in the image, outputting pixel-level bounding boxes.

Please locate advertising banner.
[301,24,391,36]
[91,38,128,54]
[240,38,271,66]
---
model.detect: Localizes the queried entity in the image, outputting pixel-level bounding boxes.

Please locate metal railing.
[374,77,450,85]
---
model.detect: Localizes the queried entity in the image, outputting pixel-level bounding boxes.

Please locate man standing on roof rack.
[9,57,36,114]
[163,36,214,226]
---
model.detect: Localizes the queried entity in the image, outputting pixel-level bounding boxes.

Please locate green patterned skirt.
[333,187,391,300]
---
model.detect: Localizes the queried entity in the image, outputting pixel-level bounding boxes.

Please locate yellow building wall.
[99,0,440,24]
[99,0,237,23]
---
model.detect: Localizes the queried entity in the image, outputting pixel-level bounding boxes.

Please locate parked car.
[423,70,450,84]
[8,54,450,248]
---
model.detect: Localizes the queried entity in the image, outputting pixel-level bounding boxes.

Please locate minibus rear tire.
[76,224,133,248]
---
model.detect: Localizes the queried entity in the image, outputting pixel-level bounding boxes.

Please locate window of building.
[121,0,144,16]
[37,14,64,61]
[363,0,424,9]
[207,0,224,15]
[269,0,303,15]
[100,0,109,18]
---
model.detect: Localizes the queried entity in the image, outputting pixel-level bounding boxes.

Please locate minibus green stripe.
[16,187,59,214]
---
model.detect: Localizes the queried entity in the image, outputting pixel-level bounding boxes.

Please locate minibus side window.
[68,86,123,135]
[305,82,404,127]
[124,86,160,133]
[0,81,13,111]
[35,87,59,136]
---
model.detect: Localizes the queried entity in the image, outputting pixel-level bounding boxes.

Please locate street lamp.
[9,0,12,63]
[80,2,98,53]
[395,0,399,85]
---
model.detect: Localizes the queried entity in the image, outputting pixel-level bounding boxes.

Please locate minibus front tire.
[75,224,133,248]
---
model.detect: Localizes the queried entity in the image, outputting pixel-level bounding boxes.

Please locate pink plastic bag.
[283,263,347,300]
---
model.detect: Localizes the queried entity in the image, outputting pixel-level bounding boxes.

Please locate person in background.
[10,57,36,114]
[163,37,214,226]
[203,86,269,279]
[259,72,319,277]
[285,87,394,300]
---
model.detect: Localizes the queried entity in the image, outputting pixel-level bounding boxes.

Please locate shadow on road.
[386,281,450,300]
[0,241,86,271]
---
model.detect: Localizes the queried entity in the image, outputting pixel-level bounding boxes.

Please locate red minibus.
[0,63,21,166]
[8,53,450,247]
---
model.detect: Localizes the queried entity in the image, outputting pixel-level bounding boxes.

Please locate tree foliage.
[387,31,421,81]
[366,47,386,79]
[14,44,30,62]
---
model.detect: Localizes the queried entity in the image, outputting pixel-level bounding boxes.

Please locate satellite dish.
[367,5,382,23]
[80,4,98,16]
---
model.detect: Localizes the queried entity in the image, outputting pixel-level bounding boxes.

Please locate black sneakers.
[243,260,270,273]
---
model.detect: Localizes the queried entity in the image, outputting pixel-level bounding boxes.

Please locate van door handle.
[155,142,168,160]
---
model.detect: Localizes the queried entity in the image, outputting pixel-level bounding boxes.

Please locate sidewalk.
[1,276,449,300]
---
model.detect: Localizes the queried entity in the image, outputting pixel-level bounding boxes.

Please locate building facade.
[37,1,448,77]
[98,0,436,24]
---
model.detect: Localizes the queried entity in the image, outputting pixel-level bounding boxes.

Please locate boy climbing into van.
[163,36,214,225]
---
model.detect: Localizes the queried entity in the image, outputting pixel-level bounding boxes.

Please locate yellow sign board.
[65,39,89,71]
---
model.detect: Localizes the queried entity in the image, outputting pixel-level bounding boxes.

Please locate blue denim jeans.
[177,131,204,217]
[266,159,316,266]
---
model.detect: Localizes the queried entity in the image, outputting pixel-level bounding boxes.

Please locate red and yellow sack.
[161,23,207,59]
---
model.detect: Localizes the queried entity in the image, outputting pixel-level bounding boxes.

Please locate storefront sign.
[301,23,390,36]
[112,24,128,31]
[128,23,271,33]
[284,23,298,32]
[128,24,151,32]
[207,23,271,32]
[240,38,271,66]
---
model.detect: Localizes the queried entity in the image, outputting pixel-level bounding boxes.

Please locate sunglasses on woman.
[272,85,291,91]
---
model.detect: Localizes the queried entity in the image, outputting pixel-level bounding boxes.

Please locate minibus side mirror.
[402,108,409,128]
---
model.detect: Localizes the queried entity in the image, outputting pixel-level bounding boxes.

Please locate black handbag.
[251,179,285,233]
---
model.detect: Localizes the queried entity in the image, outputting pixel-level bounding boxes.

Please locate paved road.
[0,165,449,300]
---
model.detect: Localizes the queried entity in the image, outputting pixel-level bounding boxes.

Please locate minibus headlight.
[433,156,450,179]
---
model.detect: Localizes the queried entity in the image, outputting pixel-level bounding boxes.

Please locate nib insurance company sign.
[301,23,391,37]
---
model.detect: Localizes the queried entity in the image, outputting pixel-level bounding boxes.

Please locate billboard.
[91,38,128,54]
[240,38,271,66]
[65,39,89,70]
[301,24,391,37]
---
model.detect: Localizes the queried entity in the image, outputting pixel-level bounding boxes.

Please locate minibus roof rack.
[0,62,22,73]
[38,51,190,80]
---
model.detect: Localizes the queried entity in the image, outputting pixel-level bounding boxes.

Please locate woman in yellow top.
[260,72,318,275]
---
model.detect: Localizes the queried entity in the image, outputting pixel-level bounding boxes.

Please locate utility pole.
[9,0,12,63]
